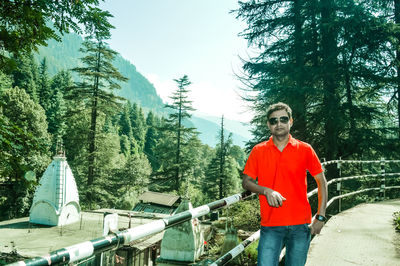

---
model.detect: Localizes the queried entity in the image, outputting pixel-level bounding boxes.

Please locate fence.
[8,191,255,266]
[209,159,400,265]
[8,159,400,266]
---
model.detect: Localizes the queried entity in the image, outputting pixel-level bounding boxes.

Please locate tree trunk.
[344,46,356,139]
[293,0,307,140]
[395,0,400,139]
[87,44,101,206]
[320,0,339,160]
[219,116,224,199]
[175,89,182,192]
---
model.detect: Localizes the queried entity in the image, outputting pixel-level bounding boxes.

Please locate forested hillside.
[0,2,247,221]
[2,0,400,226]
[236,0,400,160]
[36,31,250,147]
[37,32,164,114]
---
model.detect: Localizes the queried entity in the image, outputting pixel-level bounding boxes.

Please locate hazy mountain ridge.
[36,34,164,114]
[36,32,251,147]
[190,116,250,147]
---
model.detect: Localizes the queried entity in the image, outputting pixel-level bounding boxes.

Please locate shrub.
[393,211,400,231]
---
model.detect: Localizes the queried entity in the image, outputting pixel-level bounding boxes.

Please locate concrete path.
[306,200,400,266]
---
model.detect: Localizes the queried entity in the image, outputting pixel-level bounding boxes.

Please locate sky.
[99,0,254,123]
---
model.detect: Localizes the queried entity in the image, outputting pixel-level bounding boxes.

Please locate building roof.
[30,155,80,226]
[0,210,166,260]
[138,191,181,207]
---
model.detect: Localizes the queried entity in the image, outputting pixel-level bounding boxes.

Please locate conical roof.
[29,155,80,226]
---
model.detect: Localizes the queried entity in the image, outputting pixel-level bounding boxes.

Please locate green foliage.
[152,75,200,193]
[129,103,147,151]
[11,54,39,103]
[236,0,399,159]
[37,58,52,112]
[0,2,242,218]
[394,211,400,231]
[231,199,261,232]
[0,87,51,175]
[47,70,73,148]
[144,111,162,170]
[0,70,12,93]
[151,128,201,194]
[113,55,165,114]
[204,119,243,201]
[67,30,128,207]
[0,87,50,219]
[243,240,258,266]
[36,31,165,114]
[0,0,112,72]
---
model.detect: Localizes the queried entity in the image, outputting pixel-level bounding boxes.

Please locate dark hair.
[266,102,292,119]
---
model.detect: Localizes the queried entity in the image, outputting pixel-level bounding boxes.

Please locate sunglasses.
[268,116,289,125]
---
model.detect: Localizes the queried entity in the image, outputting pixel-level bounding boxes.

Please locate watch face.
[317,215,326,221]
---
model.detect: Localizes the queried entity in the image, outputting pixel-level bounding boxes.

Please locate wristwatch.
[315,214,327,222]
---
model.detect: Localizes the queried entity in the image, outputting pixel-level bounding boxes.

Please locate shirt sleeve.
[243,146,258,180]
[307,145,323,176]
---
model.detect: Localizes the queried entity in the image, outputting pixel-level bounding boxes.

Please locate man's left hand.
[310,219,324,235]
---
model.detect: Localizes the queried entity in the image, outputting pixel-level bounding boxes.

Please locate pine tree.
[129,103,147,151]
[235,0,393,159]
[144,111,161,170]
[11,54,39,103]
[118,103,134,156]
[109,153,151,209]
[152,75,198,193]
[50,70,74,95]
[47,70,74,153]
[66,14,128,206]
[37,58,52,113]
[203,116,239,201]
[0,69,12,94]
[47,90,67,153]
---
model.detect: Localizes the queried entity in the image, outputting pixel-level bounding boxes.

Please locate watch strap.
[316,214,327,222]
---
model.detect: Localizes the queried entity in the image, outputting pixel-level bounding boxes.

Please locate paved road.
[306,199,400,266]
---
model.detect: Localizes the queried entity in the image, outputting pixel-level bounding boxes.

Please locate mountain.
[190,115,250,147]
[36,32,251,147]
[36,34,165,114]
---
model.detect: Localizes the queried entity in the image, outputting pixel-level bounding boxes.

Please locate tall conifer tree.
[38,58,52,113]
[152,75,198,193]
[67,9,127,206]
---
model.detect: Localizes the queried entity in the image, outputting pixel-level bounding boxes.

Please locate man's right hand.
[263,188,286,207]
[242,175,286,207]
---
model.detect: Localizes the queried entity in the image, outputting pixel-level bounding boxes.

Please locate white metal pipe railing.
[8,191,256,266]
[7,159,400,266]
[211,160,400,265]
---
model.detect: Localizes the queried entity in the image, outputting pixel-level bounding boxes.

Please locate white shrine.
[29,153,80,226]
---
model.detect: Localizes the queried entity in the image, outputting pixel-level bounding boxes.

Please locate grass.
[393,211,400,256]
[393,211,400,231]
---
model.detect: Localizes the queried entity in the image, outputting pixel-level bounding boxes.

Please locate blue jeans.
[258,224,311,266]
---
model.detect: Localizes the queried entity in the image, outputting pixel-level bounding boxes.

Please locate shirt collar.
[266,134,297,148]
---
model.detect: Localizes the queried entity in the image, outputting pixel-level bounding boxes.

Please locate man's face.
[267,109,293,138]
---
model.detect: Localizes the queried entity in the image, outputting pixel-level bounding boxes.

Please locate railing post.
[380,158,385,200]
[337,158,342,213]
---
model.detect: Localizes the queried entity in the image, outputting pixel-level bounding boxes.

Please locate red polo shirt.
[243,135,323,226]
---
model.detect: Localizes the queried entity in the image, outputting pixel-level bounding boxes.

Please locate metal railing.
[209,159,400,265]
[210,230,260,266]
[8,191,255,266]
[7,159,400,266]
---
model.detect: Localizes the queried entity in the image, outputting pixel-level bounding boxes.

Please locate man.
[242,102,327,266]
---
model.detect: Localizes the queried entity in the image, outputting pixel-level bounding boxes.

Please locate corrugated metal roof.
[138,191,181,207]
